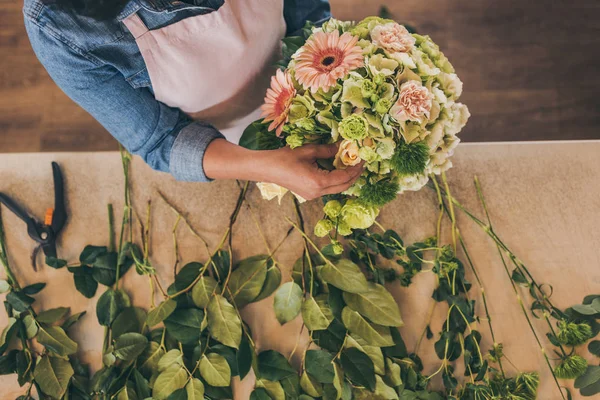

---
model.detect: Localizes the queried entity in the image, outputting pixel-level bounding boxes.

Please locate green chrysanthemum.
[374,98,393,114]
[390,140,429,176]
[361,79,377,98]
[557,320,593,346]
[554,355,587,379]
[340,199,379,230]
[314,219,334,238]
[323,200,342,219]
[338,114,369,141]
[513,372,539,400]
[360,178,400,207]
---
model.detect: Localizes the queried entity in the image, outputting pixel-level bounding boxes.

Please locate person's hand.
[203,139,364,200]
[261,144,364,200]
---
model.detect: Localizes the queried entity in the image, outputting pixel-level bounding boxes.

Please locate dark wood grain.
[0,0,599,153]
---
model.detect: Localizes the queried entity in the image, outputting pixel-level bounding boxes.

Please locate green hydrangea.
[368,54,399,76]
[288,94,315,124]
[358,146,379,163]
[337,221,352,236]
[391,140,429,176]
[294,117,316,132]
[350,16,394,39]
[339,114,369,140]
[286,134,304,149]
[360,178,399,207]
[323,200,342,219]
[314,219,334,237]
[341,80,370,109]
[340,199,379,230]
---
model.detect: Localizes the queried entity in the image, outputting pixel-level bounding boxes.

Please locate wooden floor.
[1,0,599,153]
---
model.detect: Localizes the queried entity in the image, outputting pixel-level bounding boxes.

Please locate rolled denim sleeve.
[24,19,223,182]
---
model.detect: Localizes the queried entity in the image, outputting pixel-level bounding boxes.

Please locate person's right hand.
[203,139,364,200]
[260,143,364,200]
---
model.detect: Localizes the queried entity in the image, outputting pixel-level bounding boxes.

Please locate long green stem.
[0,208,19,289]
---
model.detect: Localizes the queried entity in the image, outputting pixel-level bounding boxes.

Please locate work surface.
[1,141,599,399]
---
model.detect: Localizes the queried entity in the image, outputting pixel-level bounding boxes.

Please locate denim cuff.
[170,121,225,182]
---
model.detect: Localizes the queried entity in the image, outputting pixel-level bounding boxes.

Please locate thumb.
[310,143,339,159]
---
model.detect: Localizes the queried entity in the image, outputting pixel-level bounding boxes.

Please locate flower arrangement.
[241,17,470,240]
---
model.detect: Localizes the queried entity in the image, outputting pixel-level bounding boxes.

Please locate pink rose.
[390,81,433,123]
[371,23,416,54]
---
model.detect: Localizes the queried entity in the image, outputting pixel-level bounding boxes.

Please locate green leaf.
[302,296,334,331]
[138,341,165,377]
[0,279,10,293]
[92,252,118,286]
[34,355,74,399]
[237,334,254,380]
[191,275,219,308]
[200,353,231,387]
[254,264,282,302]
[0,349,17,375]
[375,375,399,399]
[256,378,286,399]
[79,245,107,264]
[21,282,46,295]
[305,349,335,383]
[112,307,147,339]
[114,333,148,361]
[273,281,303,325]
[250,388,271,400]
[186,378,205,400]
[345,335,385,375]
[575,365,600,389]
[319,259,370,293]
[62,311,86,330]
[258,350,295,381]
[6,291,35,312]
[340,348,376,391]
[96,289,130,326]
[341,307,394,347]
[74,268,98,298]
[240,120,283,150]
[207,294,242,348]
[212,250,231,284]
[158,349,183,372]
[45,256,67,269]
[164,308,204,344]
[343,283,403,327]
[153,364,188,400]
[300,371,323,397]
[0,318,17,354]
[174,262,203,291]
[147,299,177,327]
[228,255,270,307]
[589,340,600,357]
[23,315,38,339]
[37,325,78,356]
[133,369,151,399]
[36,307,70,325]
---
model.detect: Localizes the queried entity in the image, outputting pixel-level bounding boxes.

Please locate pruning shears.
[0,162,67,270]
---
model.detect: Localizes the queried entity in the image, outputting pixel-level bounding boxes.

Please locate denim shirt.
[23,0,331,181]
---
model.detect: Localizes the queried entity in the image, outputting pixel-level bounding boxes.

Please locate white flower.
[256,183,305,204]
[398,174,430,193]
[447,103,470,135]
[437,72,463,100]
[368,54,399,76]
[375,138,396,160]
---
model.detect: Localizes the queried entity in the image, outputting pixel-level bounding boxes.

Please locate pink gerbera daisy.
[294,30,364,93]
[260,69,296,136]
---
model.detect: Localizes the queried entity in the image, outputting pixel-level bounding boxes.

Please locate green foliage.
[360,178,400,207]
[239,120,284,151]
[390,139,429,176]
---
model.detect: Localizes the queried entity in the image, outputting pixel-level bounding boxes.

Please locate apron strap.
[123,13,149,39]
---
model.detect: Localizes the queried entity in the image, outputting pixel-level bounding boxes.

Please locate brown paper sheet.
[1,141,599,399]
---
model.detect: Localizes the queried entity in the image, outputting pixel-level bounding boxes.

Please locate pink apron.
[123,0,286,143]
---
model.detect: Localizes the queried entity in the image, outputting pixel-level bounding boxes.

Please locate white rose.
[256,183,305,204]
[398,174,430,193]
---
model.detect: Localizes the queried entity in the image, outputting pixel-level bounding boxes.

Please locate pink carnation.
[390,81,433,123]
[371,22,416,54]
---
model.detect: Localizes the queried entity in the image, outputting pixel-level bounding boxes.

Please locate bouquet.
[241,17,470,241]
